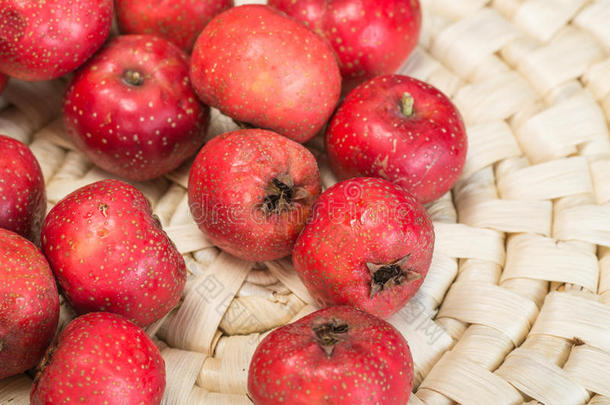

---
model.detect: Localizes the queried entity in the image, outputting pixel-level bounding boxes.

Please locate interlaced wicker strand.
[1,0,610,403]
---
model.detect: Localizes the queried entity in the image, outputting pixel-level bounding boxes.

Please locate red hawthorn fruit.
[326,75,468,204]
[248,305,413,405]
[0,135,46,243]
[64,35,209,181]
[190,4,341,143]
[41,179,186,327]
[0,229,59,380]
[293,177,434,319]
[31,312,166,405]
[0,73,7,94]
[116,0,233,52]
[188,129,321,262]
[269,0,421,90]
[0,0,113,81]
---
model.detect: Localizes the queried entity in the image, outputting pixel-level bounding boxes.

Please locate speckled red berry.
[293,177,434,318]
[190,4,341,143]
[189,129,321,261]
[326,75,468,204]
[0,0,113,81]
[0,229,59,380]
[117,0,233,52]
[63,35,209,181]
[31,312,166,405]
[41,179,186,327]
[248,305,413,405]
[0,135,46,243]
[269,0,421,90]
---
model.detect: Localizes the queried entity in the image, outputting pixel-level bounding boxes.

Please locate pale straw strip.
[599,247,610,302]
[530,292,610,352]
[553,204,610,247]
[265,260,317,305]
[515,92,608,163]
[502,233,599,292]
[3,79,64,128]
[589,159,610,204]
[318,156,339,190]
[418,252,458,310]
[497,157,593,200]
[512,0,587,42]
[433,223,505,264]
[450,324,514,370]
[389,301,454,387]
[454,73,535,125]
[520,334,573,366]
[574,0,610,52]
[219,294,305,335]
[517,26,605,96]
[564,344,610,397]
[407,393,427,405]
[458,198,552,235]
[200,335,259,394]
[398,47,464,97]
[589,395,610,405]
[161,347,206,405]
[457,259,501,284]
[245,268,279,286]
[165,223,213,254]
[154,184,187,226]
[459,121,522,180]
[0,106,38,144]
[165,160,191,189]
[582,59,610,101]
[207,107,240,140]
[166,252,252,354]
[437,281,538,345]
[34,118,74,151]
[0,374,32,405]
[425,0,489,20]
[188,387,252,405]
[29,135,68,183]
[426,191,457,223]
[45,153,92,202]
[168,194,193,226]
[430,8,518,79]
[495,348,589,405]
[420,351,523,405]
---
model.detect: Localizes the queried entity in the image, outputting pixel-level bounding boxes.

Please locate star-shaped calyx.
[312,317,350,357]
[367,254,422,298]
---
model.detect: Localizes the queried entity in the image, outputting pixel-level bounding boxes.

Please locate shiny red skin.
[189,129,321,262]
[190,5,341,143]
[0,229,59,380]
[0,135,46,243]
[293,177,434,318]
[248,306,413,405]
[0,73,7,93]
[64,35,209,181]
[41,179,186,327]
[0,0,113,81]
[117,0,233,52]
[31,312,165,405]
[326,75,468,204]
[269,0,421,90]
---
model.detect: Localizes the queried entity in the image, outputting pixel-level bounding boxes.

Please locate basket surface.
[2,0,610,404]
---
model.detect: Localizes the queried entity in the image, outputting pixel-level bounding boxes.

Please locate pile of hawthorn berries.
[0,1,467,404]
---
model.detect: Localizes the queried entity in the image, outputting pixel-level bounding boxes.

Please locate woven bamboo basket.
[2,0,610,403]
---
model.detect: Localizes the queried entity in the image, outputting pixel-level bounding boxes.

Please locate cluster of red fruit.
[0,0,468,404]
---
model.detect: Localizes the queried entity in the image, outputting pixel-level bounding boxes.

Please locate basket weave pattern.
[2,0,610,404]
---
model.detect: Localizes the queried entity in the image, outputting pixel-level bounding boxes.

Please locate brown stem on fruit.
[367,254,421,298]
[123,70,144,86]
[313,318,349,357]
[260,174,310,216]
[401,93,415,117]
